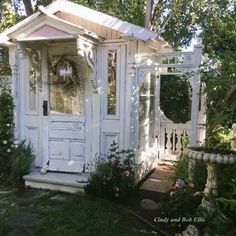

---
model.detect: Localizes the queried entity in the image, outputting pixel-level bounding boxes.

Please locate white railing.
[159,112,190,158]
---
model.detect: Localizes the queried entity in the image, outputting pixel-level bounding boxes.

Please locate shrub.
[158,191,202,232]
[86,142,136,201]
[0,89,35,186]
[170,155,189,183]
[0,91,14,176]
[170,155,207,192]
[10,140,35,185]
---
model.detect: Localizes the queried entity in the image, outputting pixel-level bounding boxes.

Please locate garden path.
[139,161,175,193]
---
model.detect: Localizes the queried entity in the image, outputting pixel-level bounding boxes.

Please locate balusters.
[165,128,172,154]
[160,126,166,154]
[175,129,182,154]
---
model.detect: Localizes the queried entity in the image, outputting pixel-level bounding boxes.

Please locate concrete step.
[23,169,90,194]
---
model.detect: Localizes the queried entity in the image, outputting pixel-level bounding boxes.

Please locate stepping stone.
[0,190,13,194]
[6,228,31,236]
[5,212,42,227]
[140,199,158,210]
[0,197,8,204]
[16,189,48,199]
[0,208,7,215]
[50,193,68,201]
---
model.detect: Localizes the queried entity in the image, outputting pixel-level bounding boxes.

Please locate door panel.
[45,44,86,173]
[48,116,85,172]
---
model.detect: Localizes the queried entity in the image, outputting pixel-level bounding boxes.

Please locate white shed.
[0,0,204,191]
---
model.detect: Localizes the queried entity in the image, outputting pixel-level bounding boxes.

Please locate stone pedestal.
[231,123,236,151]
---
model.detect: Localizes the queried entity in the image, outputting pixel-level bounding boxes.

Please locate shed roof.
[0,0,167,46]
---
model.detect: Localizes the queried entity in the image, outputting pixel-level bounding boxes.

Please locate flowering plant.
[0,90,14,174]
[86,142,136,200]
[0,86,35,185]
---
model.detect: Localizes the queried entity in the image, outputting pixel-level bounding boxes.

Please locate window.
[49,57,84,115]
[107,50,117,115]
[27,48,41,113]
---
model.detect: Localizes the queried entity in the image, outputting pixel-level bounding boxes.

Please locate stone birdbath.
[184,147,236,215]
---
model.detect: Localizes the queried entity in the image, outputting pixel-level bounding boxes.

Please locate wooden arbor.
[130,44,204,177]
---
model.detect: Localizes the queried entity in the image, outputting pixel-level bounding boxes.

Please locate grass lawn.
[0,187,158,236]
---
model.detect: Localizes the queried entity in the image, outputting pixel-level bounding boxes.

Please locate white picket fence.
[159,112,190,160]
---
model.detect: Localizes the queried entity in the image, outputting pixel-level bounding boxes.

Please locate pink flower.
[105,176,112,181]
[123,170,130,177]
[114,187,119,192]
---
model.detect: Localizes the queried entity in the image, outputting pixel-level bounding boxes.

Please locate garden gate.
[130,44,205,165]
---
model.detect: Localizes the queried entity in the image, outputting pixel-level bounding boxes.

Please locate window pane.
[29,69,37,111]
[49,57,84,115]
[107,50,117,115]
[27,49,41,112]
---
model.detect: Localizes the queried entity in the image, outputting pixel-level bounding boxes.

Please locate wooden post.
[197,82,207,145]
[154,70,161,154]
[9,46,19,140]
[190,44,202,146]
[143,72,151,151]
[189,44,202,183]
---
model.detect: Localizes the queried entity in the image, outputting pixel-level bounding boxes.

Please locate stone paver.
[140,162,175,193]
[50,193,68,201]
[5,212,43,227]
[140,199,158,210]
[6,228,31,236]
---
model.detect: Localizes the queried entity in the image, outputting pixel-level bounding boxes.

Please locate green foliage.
[193,160,207,191]
[216,164,236,224]
[216,164,236,199]
[170,155,189,183]
[0,91,14,174]
[158,192,202,232]
[0,87,35,185]
[151,0,205,48]
[0,1,18,31]
[0,48,11,76]
[0,190,155,236]
[171,155,207,192]
[217,198,236,220]
[160,75,191,123]
[10,140,35,185]
[86,142,136,200]
[201,6,236,147]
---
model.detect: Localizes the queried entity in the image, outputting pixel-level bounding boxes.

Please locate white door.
[42,45,86,173]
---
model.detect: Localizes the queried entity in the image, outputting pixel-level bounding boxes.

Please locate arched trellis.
[130,44,203,158]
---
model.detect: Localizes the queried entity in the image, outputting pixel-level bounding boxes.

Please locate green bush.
[170,155,189,183]
[10,140,35,185]
[193,160,207,191]
[158,192,202,232]
[170,155,207,192]
[86,142,136,201]
[0,89,35,186]
[0,91,14,175]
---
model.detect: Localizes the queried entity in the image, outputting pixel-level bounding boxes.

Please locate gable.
[27,25,69,39]
[6,13,101,43]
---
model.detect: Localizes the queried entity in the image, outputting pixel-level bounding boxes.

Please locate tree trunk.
[23,0,33,16]
[145,0,153,28]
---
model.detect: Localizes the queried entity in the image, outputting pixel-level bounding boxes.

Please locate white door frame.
[40,43,91,173]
